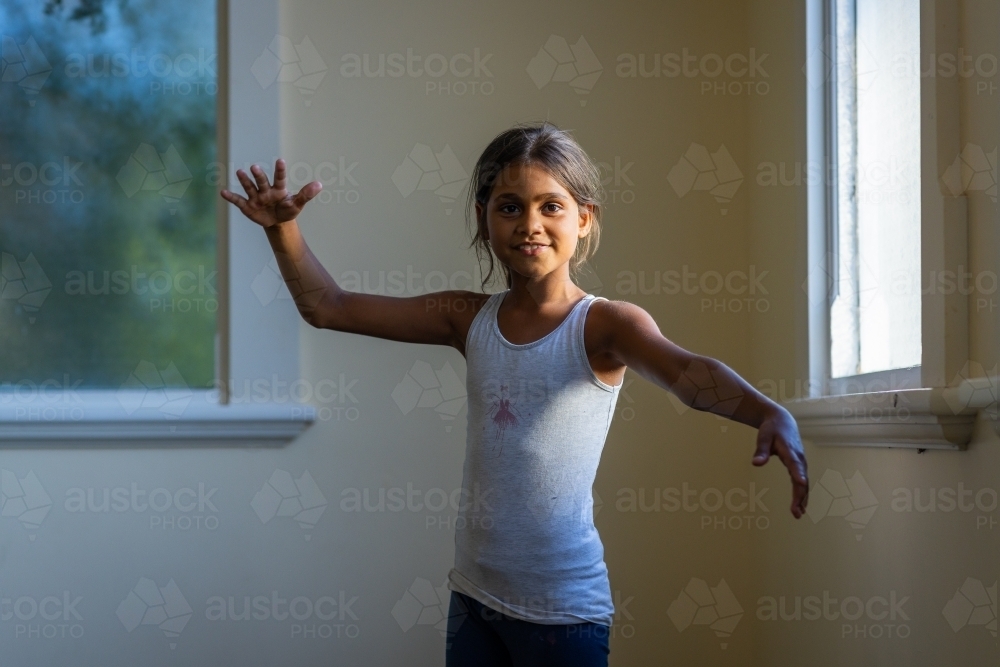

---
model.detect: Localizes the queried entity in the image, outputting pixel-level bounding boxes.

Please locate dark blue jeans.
[444,591,610,667]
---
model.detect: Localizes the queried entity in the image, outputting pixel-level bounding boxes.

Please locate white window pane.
[831,0,921,378]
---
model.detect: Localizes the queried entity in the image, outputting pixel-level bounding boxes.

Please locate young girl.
[221,123,809,667]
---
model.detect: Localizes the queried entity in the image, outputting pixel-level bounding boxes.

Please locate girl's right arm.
[221,160,480,353]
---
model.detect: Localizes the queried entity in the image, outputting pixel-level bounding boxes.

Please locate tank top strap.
[569,293,619,390]
[568,293,596,327]
[569,293,605,331]
[469,290,505,342]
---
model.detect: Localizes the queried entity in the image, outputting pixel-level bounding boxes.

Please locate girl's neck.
[505,274,586,310]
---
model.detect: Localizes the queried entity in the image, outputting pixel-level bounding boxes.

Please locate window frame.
[0,0,313,445]
[785,0,989,450]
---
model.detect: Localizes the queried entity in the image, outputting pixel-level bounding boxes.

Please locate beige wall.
[282,0,761,664]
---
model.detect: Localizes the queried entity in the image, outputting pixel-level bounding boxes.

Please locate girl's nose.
[519,209,545,234]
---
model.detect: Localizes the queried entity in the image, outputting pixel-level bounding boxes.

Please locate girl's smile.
[515,243,548,256]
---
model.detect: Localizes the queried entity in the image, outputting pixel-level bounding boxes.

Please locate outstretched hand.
[220,159,322,228]
[752,407,809,518]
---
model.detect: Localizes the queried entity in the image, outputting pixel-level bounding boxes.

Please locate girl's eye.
[499,204,519,214]
[543,203,562,213]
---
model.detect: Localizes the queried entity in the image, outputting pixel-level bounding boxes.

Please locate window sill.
[781,376,999,450]
[0,391,314,445]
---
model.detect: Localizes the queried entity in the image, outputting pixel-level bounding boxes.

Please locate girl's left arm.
[595,300,809,519]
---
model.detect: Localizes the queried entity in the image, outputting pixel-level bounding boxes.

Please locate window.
[1,0,218,389]
[827,0,922,382]
[0,0,310,443]
[793,0,979,449]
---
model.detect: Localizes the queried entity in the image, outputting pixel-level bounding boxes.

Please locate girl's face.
[476,162,592,287]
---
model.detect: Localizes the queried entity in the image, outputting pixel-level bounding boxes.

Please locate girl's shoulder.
[583,296,656,351]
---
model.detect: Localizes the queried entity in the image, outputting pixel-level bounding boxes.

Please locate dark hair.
[465,122,604,291]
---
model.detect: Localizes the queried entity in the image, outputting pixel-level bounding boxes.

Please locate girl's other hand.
[752,407,809,519]
[220,158,322,228]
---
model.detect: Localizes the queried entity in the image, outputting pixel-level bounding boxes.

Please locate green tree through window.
[0,0,217,390]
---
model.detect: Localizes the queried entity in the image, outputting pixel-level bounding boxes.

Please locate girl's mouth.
[516,243,548,256]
